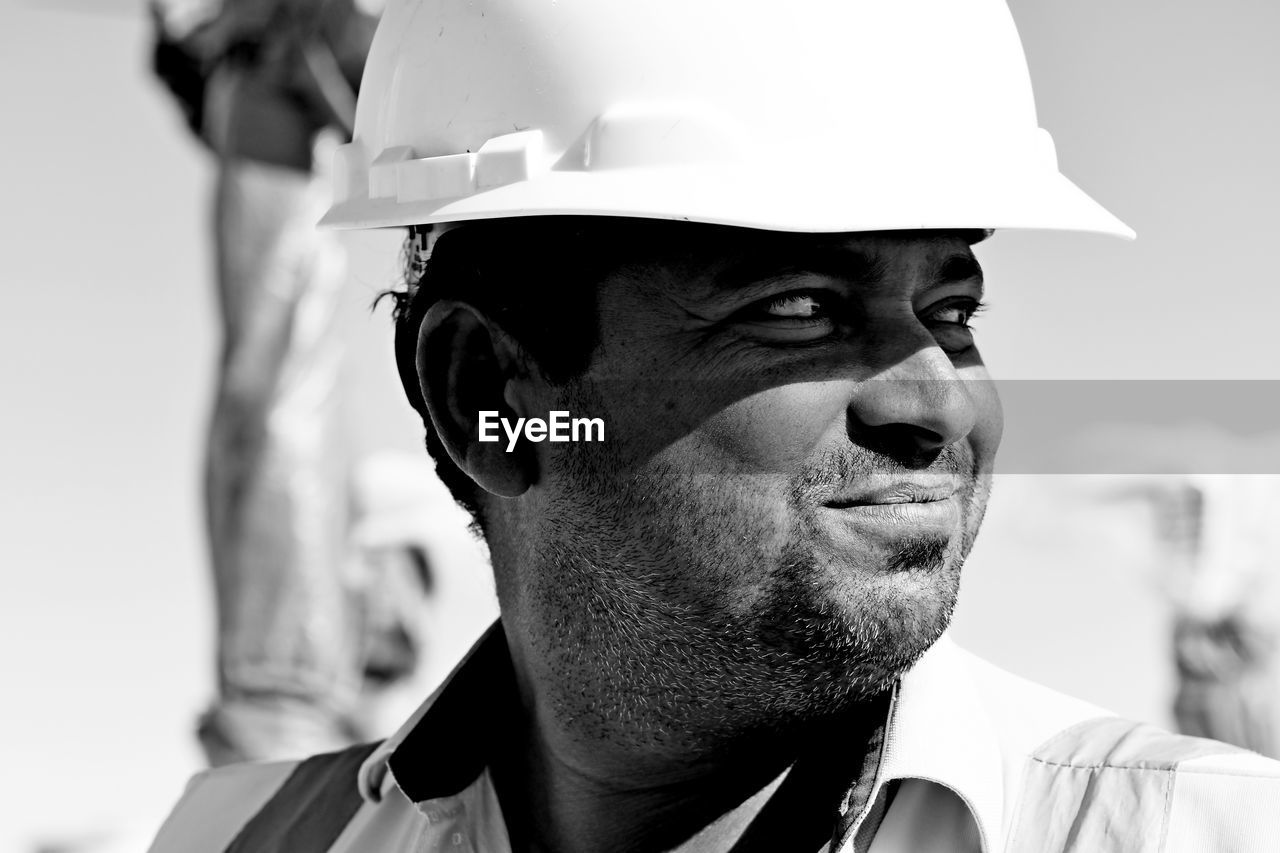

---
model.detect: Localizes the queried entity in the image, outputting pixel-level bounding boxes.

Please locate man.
[149,0,1280,850]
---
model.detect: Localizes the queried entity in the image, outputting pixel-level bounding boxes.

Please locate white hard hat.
[322,0,1133,238]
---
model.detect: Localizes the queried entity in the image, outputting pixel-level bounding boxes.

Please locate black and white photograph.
[3,0,1280,850]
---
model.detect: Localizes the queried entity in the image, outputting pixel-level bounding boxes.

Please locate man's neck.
[489,719,791,853]
[488,690,885,853]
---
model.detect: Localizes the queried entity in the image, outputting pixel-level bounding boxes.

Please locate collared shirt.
[149,622,1280,852]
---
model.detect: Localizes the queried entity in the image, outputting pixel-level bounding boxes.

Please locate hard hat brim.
[321,161,1134,239]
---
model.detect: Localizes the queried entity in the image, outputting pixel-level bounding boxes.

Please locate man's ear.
[416,300,537,498]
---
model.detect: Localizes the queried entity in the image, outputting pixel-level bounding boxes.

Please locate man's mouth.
[822,481,963,534]
[824,481,960,508]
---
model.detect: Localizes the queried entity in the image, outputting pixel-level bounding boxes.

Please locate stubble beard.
[519,408,991,760]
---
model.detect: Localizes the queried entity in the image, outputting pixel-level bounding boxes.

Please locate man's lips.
[822,481,963,535]
[823,482,960,508]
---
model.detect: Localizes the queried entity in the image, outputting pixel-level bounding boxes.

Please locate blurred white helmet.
[322,0,1133,237]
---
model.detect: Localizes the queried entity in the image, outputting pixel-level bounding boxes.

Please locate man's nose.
[846,337,977,462]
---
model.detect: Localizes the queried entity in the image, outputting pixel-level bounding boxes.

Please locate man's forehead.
[649,229,985,301]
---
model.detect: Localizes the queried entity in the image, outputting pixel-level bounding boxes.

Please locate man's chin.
[747,541,959,702]
[747,593,953,707]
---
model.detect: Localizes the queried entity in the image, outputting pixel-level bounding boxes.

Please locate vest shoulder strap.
[225,741,381,853]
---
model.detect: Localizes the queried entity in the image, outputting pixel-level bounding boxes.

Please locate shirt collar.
[359,622,1005,850]
[879,634,1005,852]
[359,621,512,804]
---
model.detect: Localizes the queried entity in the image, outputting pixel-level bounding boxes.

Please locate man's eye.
[923,298,985,328]
[930,306,972,326]
[923,299,986,353]
[759,293,828,320]
[733,291,838,341]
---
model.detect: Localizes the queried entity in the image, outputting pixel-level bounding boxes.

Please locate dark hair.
[384,217,659,529]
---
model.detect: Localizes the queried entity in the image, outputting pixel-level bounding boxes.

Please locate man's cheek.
[691,384,846,473]
[578,376,752,464]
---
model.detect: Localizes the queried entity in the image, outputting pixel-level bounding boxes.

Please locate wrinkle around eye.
[734,315,839,343]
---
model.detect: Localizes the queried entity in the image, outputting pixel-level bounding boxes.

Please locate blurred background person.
[150,0,414,766]
[1164,475,1280,755]
[1084,428,1280,756]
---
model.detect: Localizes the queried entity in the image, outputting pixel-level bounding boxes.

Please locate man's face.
[511,229,1002,751]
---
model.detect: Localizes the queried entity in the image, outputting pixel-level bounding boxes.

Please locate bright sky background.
[1,0,1278,849]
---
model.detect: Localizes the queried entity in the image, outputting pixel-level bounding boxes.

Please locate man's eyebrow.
[934,253,984,288]
[710,246,890,296]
